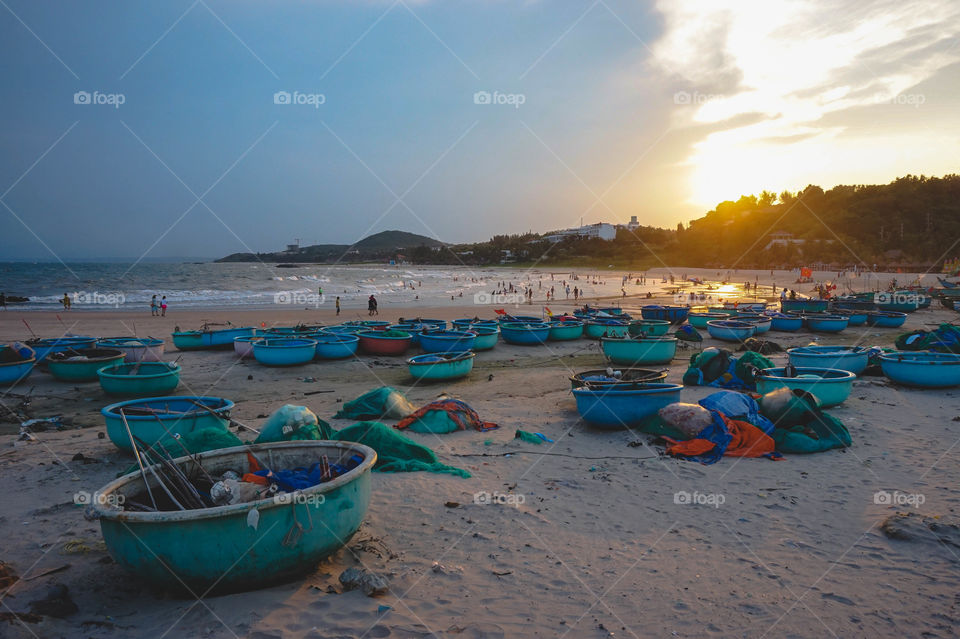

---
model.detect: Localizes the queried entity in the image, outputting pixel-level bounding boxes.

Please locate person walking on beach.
[335,296,341,315]
[161,296,167,316]
[61,293,71,310]
[151,295,158,316]
[368,295,378,316]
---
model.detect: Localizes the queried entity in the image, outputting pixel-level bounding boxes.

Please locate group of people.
[150,295,168,316]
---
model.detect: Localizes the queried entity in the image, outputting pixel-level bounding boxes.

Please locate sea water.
[0,262,671,311]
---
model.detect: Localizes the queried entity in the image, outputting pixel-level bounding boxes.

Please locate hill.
[216,230,444,263]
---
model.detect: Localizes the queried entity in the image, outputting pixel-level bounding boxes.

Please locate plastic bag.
[658,403,713,439]
[758,387,820,427]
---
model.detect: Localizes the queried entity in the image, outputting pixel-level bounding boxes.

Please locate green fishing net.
[334,387,416,420]
[332,421,470,477]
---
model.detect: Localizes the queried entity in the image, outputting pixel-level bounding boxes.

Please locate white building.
[543,223,617,243]
[626,215,639,231]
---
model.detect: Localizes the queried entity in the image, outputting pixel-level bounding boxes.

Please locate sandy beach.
[1,280,959,639]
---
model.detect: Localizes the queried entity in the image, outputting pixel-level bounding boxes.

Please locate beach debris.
[338,567,389,596]
[21,417,63,432]
[0,561,18,589]
[515,430,552,444]
[23,564,70,582]
[247,508,260,530]
[881,512,960,549]
[28,583,78,618]
[431,561,463,575]
[444,501,460,508]
[0,611,44,624]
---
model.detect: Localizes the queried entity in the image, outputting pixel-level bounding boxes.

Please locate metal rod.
[120,410,158,510]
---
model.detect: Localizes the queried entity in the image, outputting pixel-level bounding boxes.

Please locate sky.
[1,0,958,260]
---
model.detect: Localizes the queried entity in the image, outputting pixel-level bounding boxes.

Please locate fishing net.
[759,387,821,427]
[396,399,498,433]
[331,421,470,477]
[254,405,331,443]
[334,387,417,421]
[894,323,960,353]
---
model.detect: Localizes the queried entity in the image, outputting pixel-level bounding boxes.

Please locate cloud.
[650,0,960,206]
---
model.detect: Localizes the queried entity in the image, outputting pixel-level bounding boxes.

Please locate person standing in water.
[161,296,167,316]
[335,296,341,315]
[62,293,71,310]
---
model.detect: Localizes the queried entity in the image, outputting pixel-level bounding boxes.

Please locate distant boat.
[938,277,959,289]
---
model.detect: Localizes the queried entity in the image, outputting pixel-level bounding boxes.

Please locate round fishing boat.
[596,307,625,316]
[408,318,447,330]
[786,345,870,374]
[866,311,907,328]
[499,322,550,345]
[548,320,584,341]
[569,367,667,390]
[728,302,767,313]
[172,331,205,351]
[805,314,849,333]
[0,344,36,385]
[601,336,677,365]
[845,311,868,326]
[706,320,756,342]
[687,312,727,329]
[253,338,318,366]
[756,367,855,408]
[418,330,476,354]
[584,320,629,339]
[98,362,182,395]
[879,351,960,388]
[101,396,234,453]
[640,305,690,324]
[407,351,475,381]
[98,337,166,362]
[46,348,125,382]
[572,383,683,429]
[201,327,256,349]
[390,323,427,345]
[313,334,359,360]
[357,330,412,355]
[233,335,263,359]
[780,299,828,313]
[264,325,324,336]
[451,319,497,331]
[28,336,97,361]
[471,325,499,351]
[764,312,803,332]
[736,314,772,334]
[497,315,542,325]
[91,440,375,592]
[344,320,391,330]
[628,319,671,336]
[706,306,739,316]
[320,325,365,335]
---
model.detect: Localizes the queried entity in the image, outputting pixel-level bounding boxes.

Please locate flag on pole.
[544,307,553,317]
[494,308,507,315]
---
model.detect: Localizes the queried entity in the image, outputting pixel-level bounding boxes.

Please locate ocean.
[0,262,628,311]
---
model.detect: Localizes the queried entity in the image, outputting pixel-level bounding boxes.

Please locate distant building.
[284,239,301,253]
[626,215,639,231]
[543,223,617,243]
[764,231,805,251]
